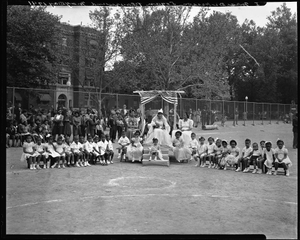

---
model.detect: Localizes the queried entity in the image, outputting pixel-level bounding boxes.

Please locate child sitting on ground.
[149,138,164,161]
[196,136,208,167]
[117,131,130,161]
[188,132,199,161]
[274,139,292,176]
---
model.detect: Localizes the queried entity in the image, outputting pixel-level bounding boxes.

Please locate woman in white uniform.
[178,112,193,147]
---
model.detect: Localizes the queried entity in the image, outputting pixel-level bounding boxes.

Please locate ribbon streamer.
[240,44,260,66]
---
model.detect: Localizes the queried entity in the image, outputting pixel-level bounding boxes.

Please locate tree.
[7,6,62,87]
[70,6,125,114]
[116,7,237,100]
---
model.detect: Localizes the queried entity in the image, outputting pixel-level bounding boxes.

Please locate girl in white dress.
[196,136,208,167]
[263,141,275,175]
[225,140,240,170]
[105,134,114,164]
[206,137,216,168]
[97,134,108,165]
[145,109,172,148]
[172,131,191,163]
[178,113,193,147]
[53,136,66,169]
[20,134,39,170]
[63,135,73,166]
[92,135,100,164]
[35,136,47,169]
[44,135,61,168]
[189,132,199,161]
[274,139,292,176]
[126,130,144,162]
[149,138,164,161]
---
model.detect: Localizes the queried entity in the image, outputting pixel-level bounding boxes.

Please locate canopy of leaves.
[7,6,62,87]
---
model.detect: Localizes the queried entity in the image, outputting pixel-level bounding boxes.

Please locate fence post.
[276,103,279,124]
[233,101,236,126]
[261,104,264,125]
[116,93,119,110]
[209,99,212,125]
[12,87,15,123]
[252,102,255,126]
[269,103,271,124]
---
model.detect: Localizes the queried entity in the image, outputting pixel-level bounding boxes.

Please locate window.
[84,93,89,107]
[62,37,67,47]
[58,72,70,85]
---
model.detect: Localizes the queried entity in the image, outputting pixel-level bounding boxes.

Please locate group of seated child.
[20,133,114,170]
[20,130,292,177]
[188,133,292,176]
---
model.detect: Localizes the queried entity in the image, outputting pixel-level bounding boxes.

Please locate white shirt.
[97,140,108,155]
[262,148,275,162]
[71,141,83,153]
[274,147,288,160]
[53,142,65,154]
[84,141,94,153]
[214,145,223,155]
[179,119,193,131]
[118,136,130,146]
[35,143,45,153]
[197,143,208,154]
[207,143,216,154]
[189,139,199,150]
[107,140,113,151]
[252,149,261,157]
[242,146,253,158]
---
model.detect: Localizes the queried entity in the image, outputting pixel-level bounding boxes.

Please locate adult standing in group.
[195,108,201,128]
[168,108,179,136]
[292,112,298,149]
[116,110,125,139]
[108,110,118,142]
[120,104,128,132]
[144,109,172,148]
[63,109,72,137]
[234,107,239,125]
[125,109,140,140]
[178,112,193,147]
[201,106,208,129]
[52,108,64,140]
[14,103,22,124]
[72,110,82,137]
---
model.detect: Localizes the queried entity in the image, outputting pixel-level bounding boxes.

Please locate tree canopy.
[7,6,62,87]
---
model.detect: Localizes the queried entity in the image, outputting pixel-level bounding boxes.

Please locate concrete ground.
[6,121,297,238]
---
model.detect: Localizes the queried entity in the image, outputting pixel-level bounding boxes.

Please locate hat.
[175,130,182,136]
[265,141,272,146]
[199,136,205,141]
[216,138,222,142]
[230,140,237,145]
[222,139,228,144]
[208,136,214,141]
[276,139,284,144]
[158,109,163,114]
[152,137,158,141]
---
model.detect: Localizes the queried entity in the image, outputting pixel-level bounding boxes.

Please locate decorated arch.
[133,90,185,130]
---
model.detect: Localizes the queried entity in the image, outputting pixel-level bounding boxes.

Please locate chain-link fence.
[6,87,297,125]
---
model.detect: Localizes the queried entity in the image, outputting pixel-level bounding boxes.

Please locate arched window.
[58,94,67,108]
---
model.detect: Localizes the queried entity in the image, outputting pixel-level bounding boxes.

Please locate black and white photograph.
[5,1,297,238]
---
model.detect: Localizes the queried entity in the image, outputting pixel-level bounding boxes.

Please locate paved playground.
[6,122,297,238]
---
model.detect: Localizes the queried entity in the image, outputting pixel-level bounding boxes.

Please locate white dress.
[45,143,61,158]
[172,137,191,162]
[20,142,39,162]
[225,146,240,165]
[274,147,292,166]
[178,119,193,147]
[263,148,275,168]
[149,144,164,160]
[144,115,172,148]
[126,137,143,161]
